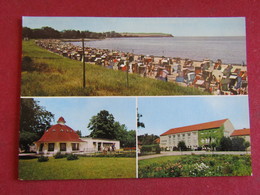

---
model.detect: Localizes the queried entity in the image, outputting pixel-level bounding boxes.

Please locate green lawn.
[138,155,252,178]
[19,157,136,180]
[21,40,209,96]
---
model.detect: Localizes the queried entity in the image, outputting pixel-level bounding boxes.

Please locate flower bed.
[138,154,251,178]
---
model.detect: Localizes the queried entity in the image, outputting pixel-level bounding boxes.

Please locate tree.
[22,27,33,39]
[138,134,159,145]
[76,130,82,137]
[178,141,187,151]
[20,98,54,152]
[137,112,145,128]
[113,122,135,147]
[231,137,247,151]
[87,110,116,139]
[125,130,136,148]
[244,141,250,151]
[87,111,136,147]
[218,137,232,151]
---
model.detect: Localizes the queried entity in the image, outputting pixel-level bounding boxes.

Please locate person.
[112,143,115,151]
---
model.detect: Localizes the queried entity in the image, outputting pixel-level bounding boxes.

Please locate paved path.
[138,151,251,160]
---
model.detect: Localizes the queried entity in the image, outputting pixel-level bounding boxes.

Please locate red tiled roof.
[231,128,250,136]
[155,138,160,144]
[160,119,228,136]
[37,118,83,143]
[57,117,66,124]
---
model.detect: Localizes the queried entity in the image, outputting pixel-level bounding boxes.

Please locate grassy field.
[21,40,209,96]
[19,157,136,180]
[138,155,252,178]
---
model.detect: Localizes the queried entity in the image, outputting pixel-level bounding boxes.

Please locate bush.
[219,137,232,151]
[178,141,187,151]
[141,145,153,153]
[155,145,161,154]
[38,155,49,162]
[231,137,246,151]
[22,56,33,71]
[67,153,79,160]
[54,152,67,159]
[172,146,178,151]
[141,144,161,155]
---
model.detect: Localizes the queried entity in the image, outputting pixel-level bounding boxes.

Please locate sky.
[33,97,137,136]
[137,96,250,136]
[23,17,246,37]
[30,96,250,137]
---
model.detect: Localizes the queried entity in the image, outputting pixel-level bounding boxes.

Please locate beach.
[35,39,248,95]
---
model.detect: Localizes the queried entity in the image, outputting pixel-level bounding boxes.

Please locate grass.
[19,156,136,180]
[21,40,209,96]
[138,154,252,178]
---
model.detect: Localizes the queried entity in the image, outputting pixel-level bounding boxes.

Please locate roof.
[57,117,66,124]
[231,128,250,136]
[161,119,228,136]
[155,138,160,144]
[37,117,84,143]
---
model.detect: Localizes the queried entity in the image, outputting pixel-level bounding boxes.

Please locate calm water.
[73,37,246,64]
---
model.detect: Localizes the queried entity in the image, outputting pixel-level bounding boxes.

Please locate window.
[60,143,66,151]
[72,143,79,151]
[39,143,44,152]
[48,143,55,151]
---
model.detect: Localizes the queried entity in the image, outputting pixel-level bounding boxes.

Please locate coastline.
[34,39,248,95]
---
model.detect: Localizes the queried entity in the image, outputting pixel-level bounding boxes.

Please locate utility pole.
[82,38,86,88]
[126,60,129,88]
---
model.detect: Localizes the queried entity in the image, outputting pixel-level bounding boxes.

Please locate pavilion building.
[35,117,120,155]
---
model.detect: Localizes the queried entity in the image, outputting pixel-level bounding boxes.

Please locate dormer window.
[52,129,56,132]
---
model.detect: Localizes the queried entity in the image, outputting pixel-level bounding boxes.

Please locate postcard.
[19,17,251,180]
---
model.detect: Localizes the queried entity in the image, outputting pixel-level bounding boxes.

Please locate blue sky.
[31,96,250,137]
[23,17,246,37]
[33,97,137,136]
[137,96,250,136]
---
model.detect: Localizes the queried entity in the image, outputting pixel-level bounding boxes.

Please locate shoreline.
[67,37,246,66]
[34,39,248,95]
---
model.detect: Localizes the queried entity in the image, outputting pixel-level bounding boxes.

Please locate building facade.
[160,119,235,150]
[230,128,250,142]
[35,117,120,155]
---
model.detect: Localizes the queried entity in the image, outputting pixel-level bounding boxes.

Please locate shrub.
[54,152,67,159]
[155,145,161,154]
[22,56,33,71]
[219,137,232,151]
[141,145,153,153]
[177,141,187,151]
[67,153,79,160]
[38,155,49,162]
[172,146,178,151]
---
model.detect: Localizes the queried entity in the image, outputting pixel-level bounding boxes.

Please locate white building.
[35,117,120,155]
[160,119,235,150]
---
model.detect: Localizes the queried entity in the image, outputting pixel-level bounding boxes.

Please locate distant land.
[120,33,174,37]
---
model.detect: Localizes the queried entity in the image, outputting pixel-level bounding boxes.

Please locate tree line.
[22,26,122,39]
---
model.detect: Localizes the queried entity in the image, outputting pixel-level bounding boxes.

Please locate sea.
[72,36,246,65]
